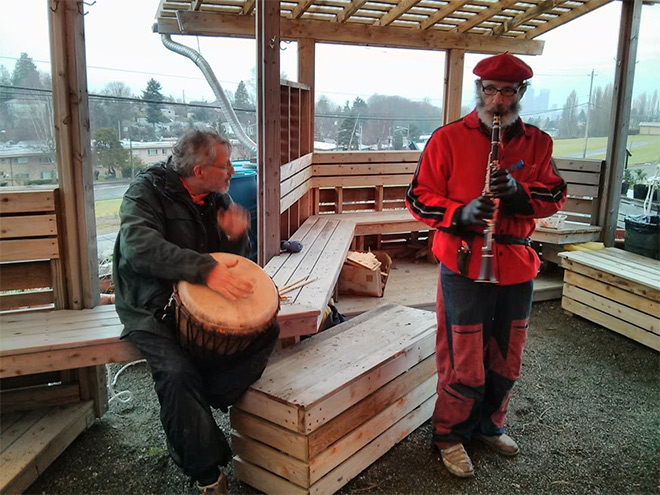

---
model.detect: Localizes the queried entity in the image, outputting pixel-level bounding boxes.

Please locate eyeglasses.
[480,83,521,97]
[205,163,233,172]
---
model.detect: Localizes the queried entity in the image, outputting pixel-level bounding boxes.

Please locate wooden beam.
[243,0,256,15]
[292,0,314,19]
[600,0,642,246]
[520,0,614,39]
[454,0,520,33]
[166,11,545,55]
[335,0,368,23]
[419,0,470,30]
[492,0,565,36]
[443,49,465,124]
[48,0,99,309]
[256,0,282,265]
[190,0,203,11]
[375,0,421,27]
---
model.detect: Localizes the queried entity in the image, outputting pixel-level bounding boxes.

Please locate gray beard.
[476,98,521,128]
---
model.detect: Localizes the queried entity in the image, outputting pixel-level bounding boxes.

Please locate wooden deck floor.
[335,259,563,317]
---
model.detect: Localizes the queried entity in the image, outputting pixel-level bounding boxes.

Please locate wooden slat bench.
[264,214,355,339]
[311,151,434,254]
[282,154,606,263]
[0,188,140,494]
[532,158,605,264]
[0,305,140,381]
[1,401,96,495]
[559,247,660,351]
[230,304,437,494]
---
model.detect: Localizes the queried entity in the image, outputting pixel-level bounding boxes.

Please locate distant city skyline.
[0,1,658,119]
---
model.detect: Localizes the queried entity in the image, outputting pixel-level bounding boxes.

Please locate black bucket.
[624,215,660,260]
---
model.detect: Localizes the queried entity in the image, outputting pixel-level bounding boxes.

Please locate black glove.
[459,196,495,227]
[490,169,518,198]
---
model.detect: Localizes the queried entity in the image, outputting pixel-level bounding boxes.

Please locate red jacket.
[406,109,566,285]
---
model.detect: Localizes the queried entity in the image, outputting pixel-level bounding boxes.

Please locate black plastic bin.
[624,215,660,260]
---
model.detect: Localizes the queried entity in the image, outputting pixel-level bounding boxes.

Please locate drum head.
[177,253,279,335]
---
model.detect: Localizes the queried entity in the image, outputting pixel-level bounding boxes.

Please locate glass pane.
[463,2,625,163]
[315,44,445,151]
[625,5,660,201]
[0,1,56,188]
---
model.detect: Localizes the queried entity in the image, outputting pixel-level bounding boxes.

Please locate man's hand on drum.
[206,259,254,301]
[218,203,249,240]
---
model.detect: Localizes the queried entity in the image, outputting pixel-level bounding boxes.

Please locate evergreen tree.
[141,78,165,127]
[94,127,129,178]
[337,100,360,150]
[234,81,253,109]
[12,53,41,89]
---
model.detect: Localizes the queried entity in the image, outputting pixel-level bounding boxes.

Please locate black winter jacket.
[112,159,250,338]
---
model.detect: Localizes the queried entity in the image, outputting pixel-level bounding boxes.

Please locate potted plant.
[632,169,649,200]
[621,169,633,195]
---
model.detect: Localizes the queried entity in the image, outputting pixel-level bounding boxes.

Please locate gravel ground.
[26,300,659,495]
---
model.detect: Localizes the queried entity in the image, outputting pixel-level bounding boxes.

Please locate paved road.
[94,180,130,200]
[93,182,128,260]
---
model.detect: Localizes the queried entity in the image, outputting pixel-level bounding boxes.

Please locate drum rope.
[107,359,147,404]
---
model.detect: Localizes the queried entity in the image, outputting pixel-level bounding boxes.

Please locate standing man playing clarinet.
[406,52,566,478]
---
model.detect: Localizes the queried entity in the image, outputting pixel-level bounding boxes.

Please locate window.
[147,149,158,156]
[41,171,53,179]
[1,2,57,188]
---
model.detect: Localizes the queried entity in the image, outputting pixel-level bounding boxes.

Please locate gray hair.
[170,129,232,176]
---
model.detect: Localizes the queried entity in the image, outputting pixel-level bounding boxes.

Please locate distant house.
[639,122,660,135]
[122,139,176,166]
[160,107,175,120]
[0,141,57,186]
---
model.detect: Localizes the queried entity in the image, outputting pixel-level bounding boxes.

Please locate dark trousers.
[128,322,279,483]
[432,264,533,449]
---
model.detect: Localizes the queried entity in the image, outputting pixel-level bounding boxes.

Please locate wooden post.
[298,38,315,155]
[49,0,99,309]
[443,49,465,124]
[600,0,642,246]
[256,0,282,265]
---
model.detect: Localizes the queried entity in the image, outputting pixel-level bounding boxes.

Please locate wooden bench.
[230,304,437,494]
[281,153,605,264]
[559,247,660,351]
[264,214,355,339]
[311,151,434,254]
[0,188,141,494]
[532,158,605,264]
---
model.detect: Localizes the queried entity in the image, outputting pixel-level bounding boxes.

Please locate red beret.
[473,52,533,82]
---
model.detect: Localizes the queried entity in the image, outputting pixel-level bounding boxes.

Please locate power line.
[0,84,615,122]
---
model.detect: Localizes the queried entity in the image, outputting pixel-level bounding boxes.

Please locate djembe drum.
[173,252,279,365]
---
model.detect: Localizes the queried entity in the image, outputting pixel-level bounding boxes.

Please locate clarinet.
[476,113,501,284]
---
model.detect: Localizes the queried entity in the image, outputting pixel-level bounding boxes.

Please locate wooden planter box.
[559,248,660,351]
[230,304,437,494]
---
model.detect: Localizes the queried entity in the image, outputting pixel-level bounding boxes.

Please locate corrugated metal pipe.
[160,34,258,156]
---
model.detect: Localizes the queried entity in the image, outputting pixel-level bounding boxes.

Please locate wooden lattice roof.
[155,0,623,54]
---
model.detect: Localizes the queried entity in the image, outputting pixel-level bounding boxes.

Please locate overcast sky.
[1,1,659,116]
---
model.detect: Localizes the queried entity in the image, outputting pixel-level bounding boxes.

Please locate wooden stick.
[278,277,318,296]
[278,276,308,293]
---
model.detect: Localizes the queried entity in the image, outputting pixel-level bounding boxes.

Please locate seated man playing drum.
[113,128,279,495]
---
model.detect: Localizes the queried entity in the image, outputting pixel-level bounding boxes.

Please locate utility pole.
[582,69,595,158]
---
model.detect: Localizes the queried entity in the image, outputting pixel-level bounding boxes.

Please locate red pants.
[433,264,533,449]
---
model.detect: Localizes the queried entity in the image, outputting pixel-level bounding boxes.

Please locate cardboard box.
[339,251,392,297]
